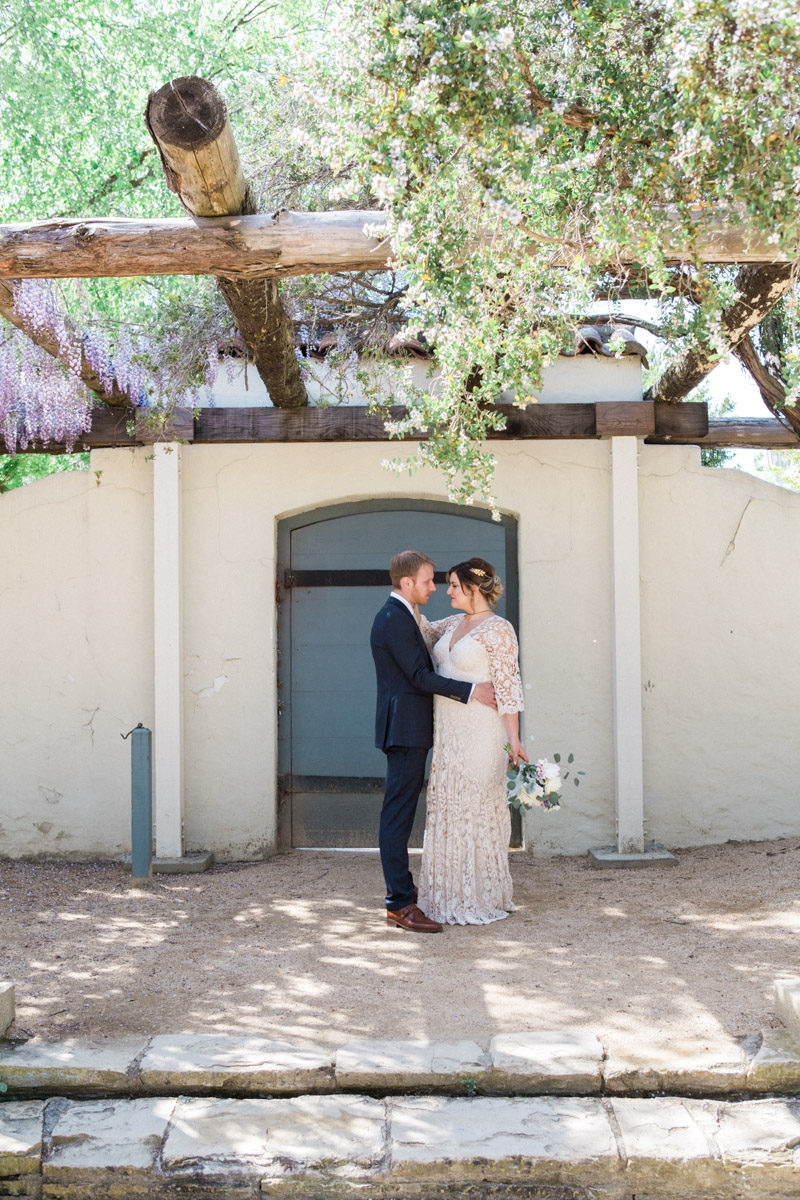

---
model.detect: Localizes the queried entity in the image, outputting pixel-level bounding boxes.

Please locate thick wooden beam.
[145,76,249,218]
[189,403,599,442]
[192,402,711,442]
[21,406,138,450]
[145,76,307,409]
[21,403,800,454]
[654,401,709,440]
[0,210,796,282]
[0,212,388,280]
[596,401,655,438]
[647,417,799,448]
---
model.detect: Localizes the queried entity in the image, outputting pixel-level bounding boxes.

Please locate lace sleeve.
[476,617,525,714]
[420,613,462,652]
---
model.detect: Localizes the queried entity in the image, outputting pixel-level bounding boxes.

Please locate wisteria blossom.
[2,281,228,455]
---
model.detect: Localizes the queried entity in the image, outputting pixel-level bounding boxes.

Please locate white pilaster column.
[153,442,184,858]
[610,436,645,853]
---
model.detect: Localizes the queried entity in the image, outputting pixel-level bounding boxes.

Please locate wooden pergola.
[1,75,798,453]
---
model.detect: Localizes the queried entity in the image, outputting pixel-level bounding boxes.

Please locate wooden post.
[610,436,645,854]
[590,438,677,868]
[153,443,184,860]
[145,76,308,409]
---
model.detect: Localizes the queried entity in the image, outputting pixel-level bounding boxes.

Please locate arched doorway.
[277,500,519,848]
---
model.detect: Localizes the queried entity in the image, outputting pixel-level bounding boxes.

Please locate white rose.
[539,761,561,794]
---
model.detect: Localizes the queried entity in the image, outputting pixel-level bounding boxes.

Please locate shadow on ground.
[1,838,797,1046]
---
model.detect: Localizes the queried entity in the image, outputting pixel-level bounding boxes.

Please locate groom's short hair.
[390,550,435,587]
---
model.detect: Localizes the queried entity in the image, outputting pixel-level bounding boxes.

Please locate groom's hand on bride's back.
[472,682,497,709]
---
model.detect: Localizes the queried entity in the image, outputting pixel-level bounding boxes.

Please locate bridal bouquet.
[504,747,583,812]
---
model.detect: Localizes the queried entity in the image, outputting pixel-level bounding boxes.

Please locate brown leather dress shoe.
[386,903,443,933]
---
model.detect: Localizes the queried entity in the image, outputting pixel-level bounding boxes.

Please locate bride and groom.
[370,549,526,933]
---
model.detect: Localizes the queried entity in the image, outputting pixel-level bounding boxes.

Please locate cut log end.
[146,76,229,152]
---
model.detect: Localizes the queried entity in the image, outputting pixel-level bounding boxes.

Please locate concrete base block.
[167,1095,386,1184]
[335,1039,487,1092]
[0,983,15,1039]
[7,1089,800,1197]
[152,851,214,875]
[43,1096,173,1192]
[488,1031,603,1094]
[0,1100,45,1180]
[747,1028,800,1092]
[390,1095,619,1184]
[589,844,678,868]
[604,1034,749,1094]
[139,1034,335,1094]
[0,1038,149,1096]
[775,978,800,1040]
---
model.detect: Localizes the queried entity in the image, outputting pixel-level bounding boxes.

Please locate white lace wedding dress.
[418,613,525,925]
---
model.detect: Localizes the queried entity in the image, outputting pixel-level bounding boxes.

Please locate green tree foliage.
[2,1,798,500]
[0,0,327,365]
[755,449,800,490]
[0,0,325,223]
[309,0,800,502]
[0,451,88,492]
[0,0,334,463]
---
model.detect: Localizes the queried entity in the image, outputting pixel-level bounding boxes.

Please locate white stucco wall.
[0,449,152,858]
[639,448,800,847]
[208,353,641,407]
[1,437,799,860]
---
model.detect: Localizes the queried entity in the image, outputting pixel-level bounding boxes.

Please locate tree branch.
[578,312,664,338]
[513,48,614,135]
[645,264,796,405]
[0,280,125,406]
[734,333,800,436]
[145,75,307,408]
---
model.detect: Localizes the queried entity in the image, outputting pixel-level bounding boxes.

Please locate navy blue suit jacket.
[370,596,472,750]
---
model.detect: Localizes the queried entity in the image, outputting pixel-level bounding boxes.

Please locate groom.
[370,550,496,933]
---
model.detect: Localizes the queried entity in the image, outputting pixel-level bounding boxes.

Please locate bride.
[418,557,526,925]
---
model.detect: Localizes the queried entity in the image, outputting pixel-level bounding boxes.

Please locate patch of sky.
[591,299,773,483]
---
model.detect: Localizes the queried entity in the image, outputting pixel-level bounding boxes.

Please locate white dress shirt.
[389,591,474,699]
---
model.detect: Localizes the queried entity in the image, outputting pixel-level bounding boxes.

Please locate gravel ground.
[1,839,798,1049]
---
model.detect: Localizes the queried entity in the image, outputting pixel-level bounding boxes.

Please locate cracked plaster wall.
[1,436,799,860]
[639,445,800,847]
[0,447,152,857]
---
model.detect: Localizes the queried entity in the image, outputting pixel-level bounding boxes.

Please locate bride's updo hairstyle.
[448,557,503,608]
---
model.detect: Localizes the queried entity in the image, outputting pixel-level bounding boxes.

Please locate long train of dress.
[417,614,524,925]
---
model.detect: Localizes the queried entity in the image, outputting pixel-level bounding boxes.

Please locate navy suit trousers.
[379,745,429,910]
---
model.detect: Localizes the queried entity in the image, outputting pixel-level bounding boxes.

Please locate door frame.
[276,498,519,850]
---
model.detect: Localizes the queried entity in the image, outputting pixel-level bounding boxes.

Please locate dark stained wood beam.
[647,416,799,448]
[18,400,724,451]
[24,402,800,454]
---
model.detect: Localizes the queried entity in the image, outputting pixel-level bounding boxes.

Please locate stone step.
[3,1029,800,1099]
[3,1092,800,1199]
[0,984,14,1041]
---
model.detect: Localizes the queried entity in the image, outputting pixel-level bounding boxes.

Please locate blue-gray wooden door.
[277,500,518,848]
